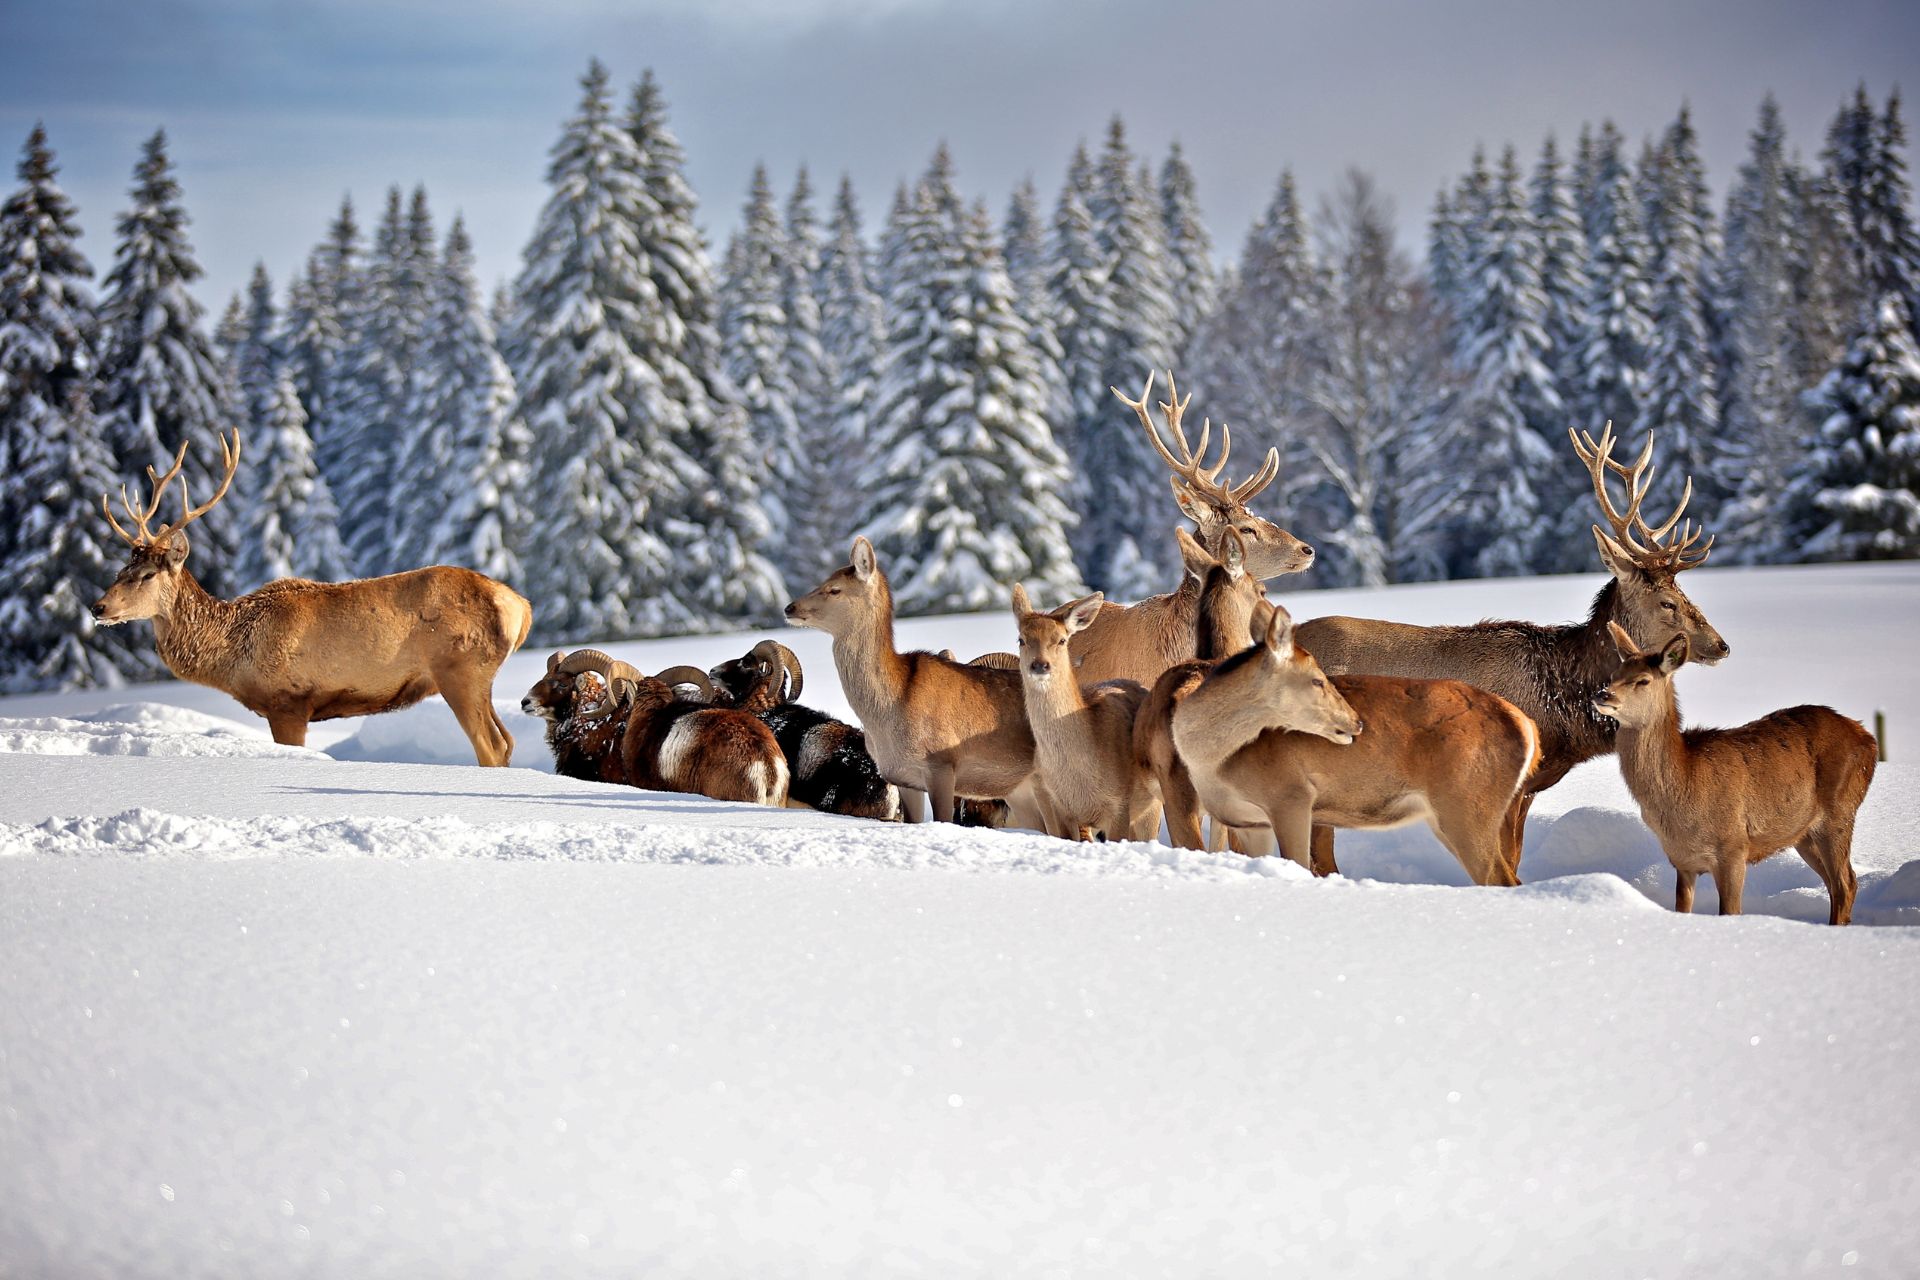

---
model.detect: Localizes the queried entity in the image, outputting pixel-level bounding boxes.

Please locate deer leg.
[1798,825,1857,926]
[1310,825,1339,878]
[1428,806,1511,887]
[1235,826,1278,857]
[1501,792,1535,881]
[1712,857,1747,917]
[1270,803,1315,869]
[898,788,927,824]
[265,711,309,747]
[1674,870,1697,915]
[440,673,512,767]
[927,762,959,826]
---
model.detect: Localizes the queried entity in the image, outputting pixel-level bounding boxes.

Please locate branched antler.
[100,431,242,548]
[1111,371,1279,507]
[1569,422,1713,572]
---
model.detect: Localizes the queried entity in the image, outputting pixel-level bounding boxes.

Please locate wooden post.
[1874,709,1888,763]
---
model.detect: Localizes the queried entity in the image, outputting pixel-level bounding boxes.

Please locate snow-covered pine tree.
[1530,134,1589,392]
[326,187,409,574]
[1159,140,1217,358]
[395,216,522,582]
[213,293,245,364]
[776,166,835,585]
[802,174,884,588]
[221,263,283,586]
[1427,186,1467,340]
[241,368,349,585]
[1636,106,1725,523]
[1003,177,1072,449]
[718,166,801,558]
[859,184,1082,613]
[281,198,357,471]
[627,70,783,624]
[1451,145,1559,576]
[1821,86,1919,316]
[1079,116,1180,596]
[1572,125,1654,445]
[1785,292,1920,558]
[0,124,155,688]
[1043,145,1111,496]
[507,62,712,640]
[94,129,241,599]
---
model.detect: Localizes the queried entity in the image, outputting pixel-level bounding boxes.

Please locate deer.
[609,668,791,807]
[1012,585,1160,841]
[1066,372,1316,687]
[1133,528,1273,850]
[521,649,645,783]
[1594,625,1876,924]
[1172,606,1540,885]
[785,537,1052,831]
[706,640,903,821]
[1293,423,1728,877]
[92,431,532,766]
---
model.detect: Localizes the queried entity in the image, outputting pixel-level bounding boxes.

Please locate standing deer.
[1012,585,1159,841]
[1067,372,1316,686]
[785,537,1049,829]
[1594,625,1876,924]
[92,432,532,766]
[1173,607,1539,885]
[1294,424,1728,876]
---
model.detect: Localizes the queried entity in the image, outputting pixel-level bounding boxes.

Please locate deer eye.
[1660,601,1677,613]
[1635,677,1651,687]
[827,588,841,596]
[1312,677,1326,690]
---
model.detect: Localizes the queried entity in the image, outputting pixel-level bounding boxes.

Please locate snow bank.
[0,702,317,759]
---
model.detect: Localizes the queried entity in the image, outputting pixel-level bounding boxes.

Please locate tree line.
[1,65,1915,692]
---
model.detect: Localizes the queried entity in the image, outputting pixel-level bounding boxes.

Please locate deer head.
[1240,605,1364,744]
[1570,423,1729,665]
[785,536,889,637]
[1113,371,1314,581]
[1593,622,1688,729]
[1011,584,1105,686]
[93,430,241,624]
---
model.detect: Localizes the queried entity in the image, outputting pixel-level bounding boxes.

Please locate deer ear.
[1262,603,1296,660]
[850,536,876,580]
[1063,593,1105,635]
[160,532,190,569]
[1607,621,1639,659]
[1221,528,1246,575]
[1010,583,1033,617]
[1659,634,1689,673]
[1173,527,1212,578]
[1171,477,1205,523]
[1592,526,1639,581]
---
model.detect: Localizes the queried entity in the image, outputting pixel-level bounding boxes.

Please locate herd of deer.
[87,373,1879,924]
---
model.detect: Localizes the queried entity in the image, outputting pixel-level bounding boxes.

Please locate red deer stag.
[1173,607,1539,885]
[1067,372,1315,686]
[1294,424,1727,876]
[1594,625,1876,924]
[93,431,531,766]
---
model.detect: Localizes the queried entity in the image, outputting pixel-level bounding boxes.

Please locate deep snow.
[2,562,1918,1276]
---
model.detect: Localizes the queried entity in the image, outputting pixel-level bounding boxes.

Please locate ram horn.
[570,671,624,720]
[748,639,804,704]
[556,648,644,685]
[653,665,715,701]
[967,651,1021,670]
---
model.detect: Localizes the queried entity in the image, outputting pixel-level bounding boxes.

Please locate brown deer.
[1294,423,1727,875]
[1012,585,1159,841]
[1067,372,1316,686]
[1173,607,1539,884]
[1133,529,1272,850]
[785,537,1050,829]
[93,432,532,766]
[1594,625,1876,924]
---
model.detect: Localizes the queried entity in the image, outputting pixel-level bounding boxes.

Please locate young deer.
[785,537,1046,828]
[1133,529,1271,850]
[1173,608,1539,885]
[93,431,532,765]
[1067,372,1315,687]
[1012,585,1159,841]
[1294,423,1727,874]
[1595,625,1876,924]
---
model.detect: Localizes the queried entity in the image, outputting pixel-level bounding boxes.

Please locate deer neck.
[151,572,241,687]
[1613,690,1689,810]
[830,591,910,723]
[1172,649,1286,770]
[1023,662,1089,737]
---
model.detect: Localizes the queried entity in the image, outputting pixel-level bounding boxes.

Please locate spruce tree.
[282,198,357,468]
[627,70,784,624]
[398,216,523,582]
[1003,177,1072,446]
[806,174,884,588]
[94,130,241,598]
[224,263,281,585]
[719,165,801,564]
[1044,144,1111,492]
[781,167,834,583]
[1530,134,1589,390]
[1572,125,1654,441]
[509,62,694,640]
[1786,293,1920,558]
[859,184,1081,613]
[0,125,152,688]
[1159,140,1217,357]
[242,368,349,585]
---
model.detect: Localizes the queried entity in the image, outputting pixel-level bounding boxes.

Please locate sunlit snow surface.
[1,563,1917,1276]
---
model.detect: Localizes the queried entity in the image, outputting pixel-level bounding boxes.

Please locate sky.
[1,0,1915,311]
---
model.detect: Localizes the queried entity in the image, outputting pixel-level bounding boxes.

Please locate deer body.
[1174,610,1538,885]
[787,538,1043,827]
[93,432,529,766]
[1596,628,1875,923]
[1013,587,1158,841]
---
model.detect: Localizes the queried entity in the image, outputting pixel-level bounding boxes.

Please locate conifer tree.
[780,167,835,583]
[241,368,349,585]
[1573,124,1654,440]
[860,177,1082,613]
[282,198,357,467]
[0,125,153,687]
[1530,134,1589,387]
[1044,145,1111,484]
[806,175,885,587]
[1003,177,1072,440]
[95,129,240,598]
[1786,293,1920,558]
[719,165,801,560]
[397,216,523,582]
[1159,140,1216,356]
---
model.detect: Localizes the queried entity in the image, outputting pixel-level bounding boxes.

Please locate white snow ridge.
[2,564,1918,1277]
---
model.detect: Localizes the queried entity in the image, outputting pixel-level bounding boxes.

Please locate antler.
[100,431,242,548]
[155,429,242,543]
[1111,371,1280,508]
[1568,422,1714,572]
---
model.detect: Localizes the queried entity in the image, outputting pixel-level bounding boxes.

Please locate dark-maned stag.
[1294,424,1728,875]
[93,432,532,765]
[1068,373,1316,686]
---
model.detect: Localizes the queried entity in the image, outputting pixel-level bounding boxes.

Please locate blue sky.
[2,0,1914,309]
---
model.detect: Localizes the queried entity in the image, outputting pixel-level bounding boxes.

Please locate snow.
[2,561,1918,1275]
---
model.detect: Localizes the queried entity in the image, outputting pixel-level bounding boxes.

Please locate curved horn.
[652,665,714,701]
[749,639,804,704]
[570,671,624,720]
[968,651,1021,670]
[556,648,645,685]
